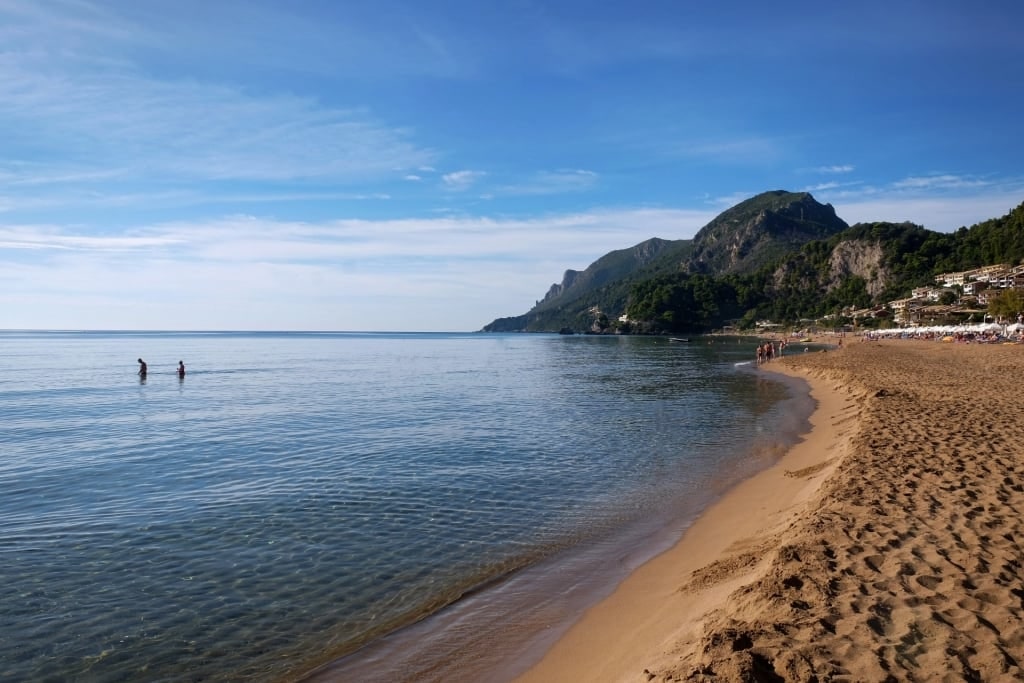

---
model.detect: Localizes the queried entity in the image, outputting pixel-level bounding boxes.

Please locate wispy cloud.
[814,175,1024,231]
[0,0,145,46]
[2,207,709,262]
[815,164,855,174]
[441,170,487,191]
[0,224,182,252]
[0,186,393,214]
[0,164,128,187]
[818,173,1015,203]
[0,5,436,189]
[803,180,864,193]
[830,194,1022,232]
[496,169,599,196]
[0,68,434,183]
[890,174,989,191]
[0,206,713,330]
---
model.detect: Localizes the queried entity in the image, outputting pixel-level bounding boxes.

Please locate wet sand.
[516,339,1024,682]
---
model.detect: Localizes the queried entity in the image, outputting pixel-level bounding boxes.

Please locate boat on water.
[669,337,690,342]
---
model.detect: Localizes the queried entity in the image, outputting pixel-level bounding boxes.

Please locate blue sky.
[2,0,1023,331]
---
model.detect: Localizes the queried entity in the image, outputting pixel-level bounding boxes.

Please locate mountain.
[685,190,849,274]
[482,192,1024,334]
[482,191,846,332]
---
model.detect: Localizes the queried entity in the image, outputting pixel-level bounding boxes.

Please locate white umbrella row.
[867,322,1017,337]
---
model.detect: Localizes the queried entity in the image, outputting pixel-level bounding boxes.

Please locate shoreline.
[300,338,814,683]
[514,354,849,682]
[517,340,1024,681]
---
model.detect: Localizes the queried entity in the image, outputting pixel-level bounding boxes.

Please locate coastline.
[517,339,1024,681]
[515,350,850,682]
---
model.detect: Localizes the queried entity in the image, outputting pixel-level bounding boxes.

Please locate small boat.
[669,337,690,343]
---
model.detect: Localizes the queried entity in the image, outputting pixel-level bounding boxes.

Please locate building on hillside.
[974,264,1011,281]
[993,269,1024,289]
[912,286,936,300]
[935,264,1010,288]
[889,297,924,324]
[910,286,955,302]
[935,271,970,287]
[933,263,1024,298]
[976,289,1005,306]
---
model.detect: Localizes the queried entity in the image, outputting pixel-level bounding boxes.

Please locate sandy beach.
[516,339,1024,682]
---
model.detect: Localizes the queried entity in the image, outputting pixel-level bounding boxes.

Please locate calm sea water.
[0,331,810,682]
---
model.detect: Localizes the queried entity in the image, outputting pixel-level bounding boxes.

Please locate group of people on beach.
[137,358,186,380]
[756,340,787,364]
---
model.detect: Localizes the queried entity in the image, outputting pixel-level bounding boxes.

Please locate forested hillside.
[626,202,1024,333]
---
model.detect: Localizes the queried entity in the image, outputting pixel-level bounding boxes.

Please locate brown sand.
[515,340,1024,682]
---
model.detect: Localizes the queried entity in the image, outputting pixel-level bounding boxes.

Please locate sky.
[2,0,1023,331]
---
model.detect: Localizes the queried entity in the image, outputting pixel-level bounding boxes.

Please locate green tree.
[989,289,1024,322]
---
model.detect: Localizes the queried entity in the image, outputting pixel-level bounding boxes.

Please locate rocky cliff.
[827,240,889,297]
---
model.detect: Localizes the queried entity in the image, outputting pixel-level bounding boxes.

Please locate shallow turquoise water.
[0,331,806,681]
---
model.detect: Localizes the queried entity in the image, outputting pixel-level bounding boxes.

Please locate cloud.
[890,174,989,191]
[802,180,865,193]
[0,206,714,330]
[0,224,182,251]
[815,165,855,174]
[0,208,715,276]
[817,185,1024,232]
[0,69,434,183]
[496,169,599,196]
[0,185,393,214]
[0,6,436,188]
[801,170,1023,231]
[441,170,487,191]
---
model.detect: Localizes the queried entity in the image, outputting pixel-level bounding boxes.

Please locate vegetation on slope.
[481,194,1024,334]
[624,201,1024,333]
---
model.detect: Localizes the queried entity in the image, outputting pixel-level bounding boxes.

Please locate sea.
[0,331,813,682]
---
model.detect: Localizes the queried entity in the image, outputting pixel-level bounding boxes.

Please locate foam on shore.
[517,339,1024,681]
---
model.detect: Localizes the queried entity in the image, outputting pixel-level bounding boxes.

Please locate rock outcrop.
[827,240,888,297]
